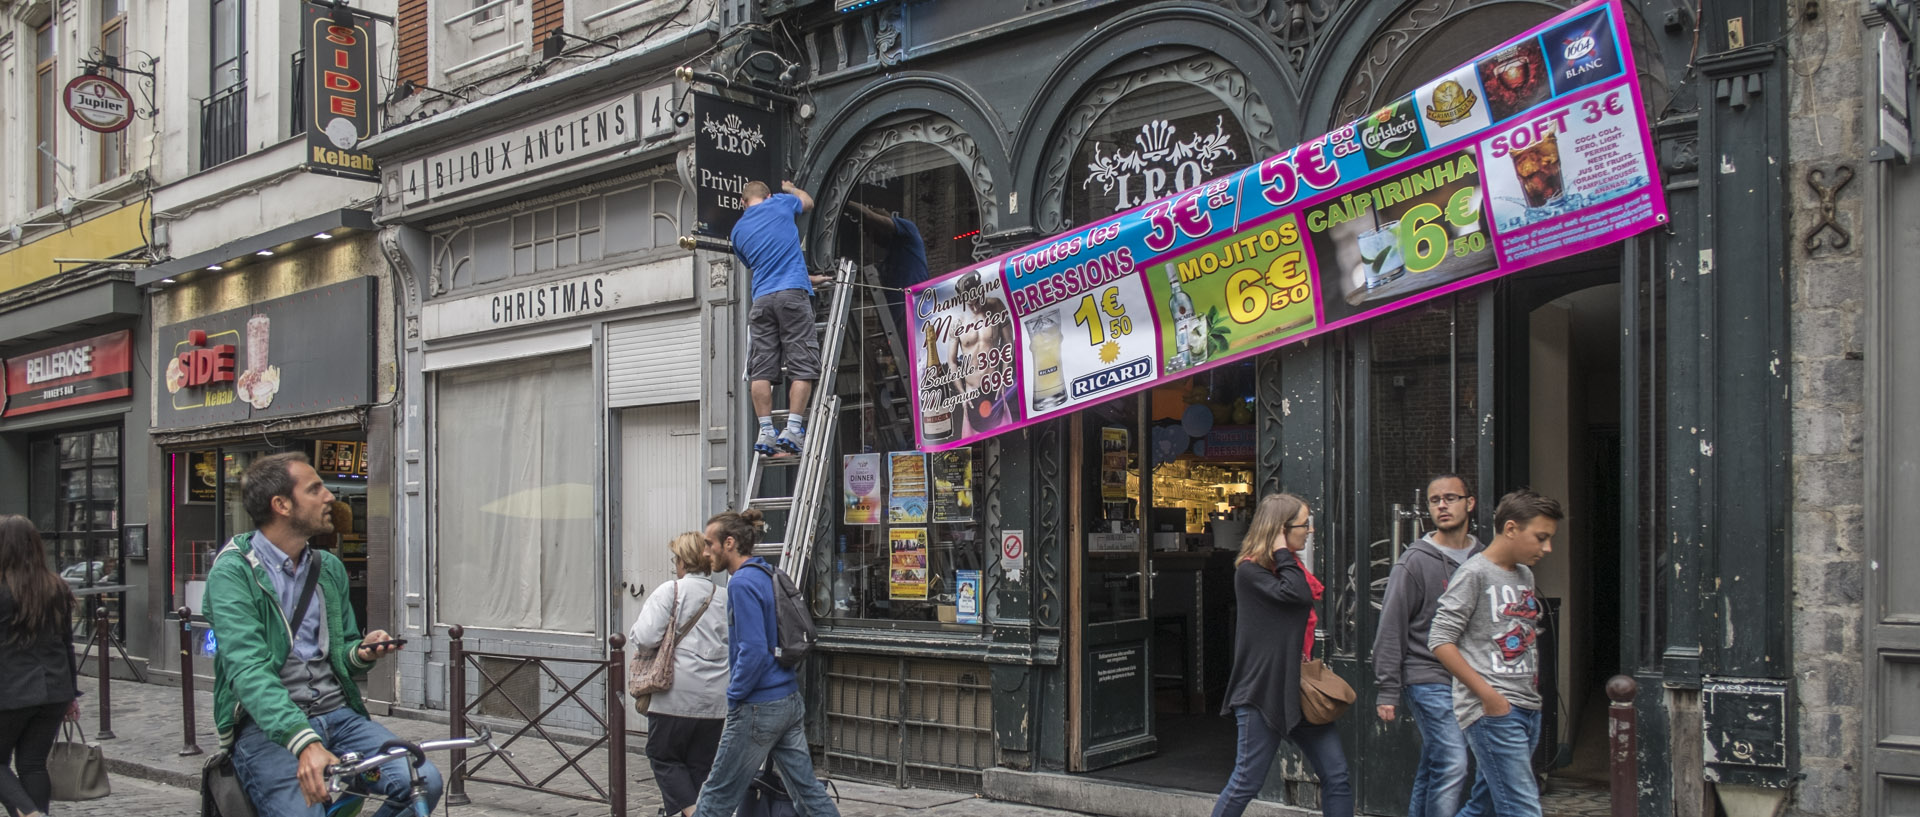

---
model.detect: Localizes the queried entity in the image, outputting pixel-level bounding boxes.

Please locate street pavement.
[67,676,1073,817]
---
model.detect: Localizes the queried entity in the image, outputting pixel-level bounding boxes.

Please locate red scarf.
[1242,550,1326,661]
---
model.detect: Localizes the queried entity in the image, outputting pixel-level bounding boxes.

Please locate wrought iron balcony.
[200,81,248,170]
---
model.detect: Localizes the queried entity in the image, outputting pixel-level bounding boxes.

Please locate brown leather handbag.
[1299,659,1357,724]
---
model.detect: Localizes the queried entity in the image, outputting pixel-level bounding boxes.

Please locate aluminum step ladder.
[743,258,857,582]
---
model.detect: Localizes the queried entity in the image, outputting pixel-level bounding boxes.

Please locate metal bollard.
[95,605,114,740]
[446,625,468,807]
[1607,674,1638,817]
[178,607,202,756]
[607,633,627,817]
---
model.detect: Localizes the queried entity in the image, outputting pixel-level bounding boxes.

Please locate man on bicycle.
[206,453,439,816]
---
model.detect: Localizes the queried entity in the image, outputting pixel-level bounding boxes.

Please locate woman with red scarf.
[1212,493,1352,817]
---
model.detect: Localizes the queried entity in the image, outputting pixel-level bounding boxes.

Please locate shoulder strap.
[675,582,716,640]
[290,554,322,630]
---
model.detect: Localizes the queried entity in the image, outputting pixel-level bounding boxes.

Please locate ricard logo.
[1564,35,1596,61]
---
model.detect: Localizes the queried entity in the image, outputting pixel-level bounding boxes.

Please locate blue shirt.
[730,193,813,301]
[724,558,799,707]
[880,216,929,290]
[249,532,325,661]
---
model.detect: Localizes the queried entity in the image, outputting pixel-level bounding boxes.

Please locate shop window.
[433,353,597,632]
[1065,72,1255,228]
[28,427,123,635]
[98,0,127,181]
[430,175,686,294]
[826,137,990,627]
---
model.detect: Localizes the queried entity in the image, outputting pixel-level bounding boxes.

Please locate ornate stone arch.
[1324,0,1670,126]
[807,112,1001,272]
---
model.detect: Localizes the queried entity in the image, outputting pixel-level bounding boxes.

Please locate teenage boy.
[733,180,818,456]
[690,510,841,817]
[1373,474,1483,817]
[1428,488,1563,817]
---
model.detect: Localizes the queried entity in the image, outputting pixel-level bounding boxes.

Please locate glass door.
[28,428,124,638]
[1070,396,1156,770]
[1346,292,1491,817]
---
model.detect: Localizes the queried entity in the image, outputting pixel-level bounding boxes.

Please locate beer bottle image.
[1025,307,1069,411]
[921,334,956,444]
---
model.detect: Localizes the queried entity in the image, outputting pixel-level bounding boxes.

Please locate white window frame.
[569,0,701,42]
[433,0,529,85]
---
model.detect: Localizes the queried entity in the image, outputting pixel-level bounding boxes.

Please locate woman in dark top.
[0,516,81,817]
[1213,494,1352,817]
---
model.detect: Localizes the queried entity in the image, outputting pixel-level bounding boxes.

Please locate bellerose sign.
[906,0,1667,451]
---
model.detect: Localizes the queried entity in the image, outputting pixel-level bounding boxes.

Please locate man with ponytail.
[690,509,840,817]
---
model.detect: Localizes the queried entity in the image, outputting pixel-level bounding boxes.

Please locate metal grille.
[200,82,248,169]
[474,656,538,719]
[823,654,991,792]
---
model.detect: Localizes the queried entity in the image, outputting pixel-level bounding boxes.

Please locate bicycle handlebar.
[325,725,496,782]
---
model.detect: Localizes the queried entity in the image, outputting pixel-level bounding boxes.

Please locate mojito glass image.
[1358,220,1406,290]
[1025,308,1069,411]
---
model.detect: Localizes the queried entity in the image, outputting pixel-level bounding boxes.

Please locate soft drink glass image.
[1512,131,1565,208]
[1026,309,1069,411]
[1358,220,1406,290]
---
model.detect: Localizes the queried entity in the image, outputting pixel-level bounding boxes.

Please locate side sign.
[303,2,379,180]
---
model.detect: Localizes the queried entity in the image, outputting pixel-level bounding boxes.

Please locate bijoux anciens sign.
[395,94,640,206]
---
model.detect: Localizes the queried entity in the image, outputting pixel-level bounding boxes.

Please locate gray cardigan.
[1221,555,1317,734]
[1371,533,1483,708]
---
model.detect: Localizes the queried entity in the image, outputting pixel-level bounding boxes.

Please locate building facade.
[1,0,161,668]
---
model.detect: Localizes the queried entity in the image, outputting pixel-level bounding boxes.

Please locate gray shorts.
[748,289,821,383]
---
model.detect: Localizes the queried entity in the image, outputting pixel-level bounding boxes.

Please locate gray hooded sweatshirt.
[1371,532,1483,708]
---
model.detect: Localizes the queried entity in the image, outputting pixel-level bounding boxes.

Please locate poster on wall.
[843,454,883,525]
[931,451,974,523]
[1100,427,1130,501]
[887,451,929,524]
[904,0,1664,451]
[889,527,929,601]
[187,451,218,503]
[955,569,982,624]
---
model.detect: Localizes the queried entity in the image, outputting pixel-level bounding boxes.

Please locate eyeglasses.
[1285,518,1315,531]
[1428,494,1469,506]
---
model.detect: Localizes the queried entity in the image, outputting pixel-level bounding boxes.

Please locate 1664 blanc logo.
[1563,35,1596,60]
[702,113,766,156]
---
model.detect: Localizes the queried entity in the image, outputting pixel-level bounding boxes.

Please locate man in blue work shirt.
[689,509,840,817]
[732,180,819,456]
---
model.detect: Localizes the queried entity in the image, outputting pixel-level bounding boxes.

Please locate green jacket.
[206,533,375,754]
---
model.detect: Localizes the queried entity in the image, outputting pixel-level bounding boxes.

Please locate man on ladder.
[733,179,820,456]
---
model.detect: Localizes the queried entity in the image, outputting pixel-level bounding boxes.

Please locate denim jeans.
[1211,706,1353,817]
[1457,706,1542,817]
[689,692,840,817]
[1403,683,1470,817]
[230,706,444,817]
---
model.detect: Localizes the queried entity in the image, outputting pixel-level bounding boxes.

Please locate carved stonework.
[1035,422,1063,630]
[1663,137,1699,175]
[1038,57,1278,235]
[379,226,424,341]
[1333,0,1580,125]
[1256,350,1286,496]
[1201,0,1341,73]
[812,115,1001,271]
[875,5,905,68]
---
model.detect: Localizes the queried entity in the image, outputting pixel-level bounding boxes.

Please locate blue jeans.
[690,692,839,817]
[230,706,444,817]
[1404,683,1470,817]
[1457,706,1541,817]
[1211,706,1353,817]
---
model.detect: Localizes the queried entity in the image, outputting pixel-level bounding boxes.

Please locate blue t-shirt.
[730,193,813,301]
[880,216,929,290]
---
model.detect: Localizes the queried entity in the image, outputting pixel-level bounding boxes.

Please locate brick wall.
[1784,8,1867,816]
[397,0,427,87]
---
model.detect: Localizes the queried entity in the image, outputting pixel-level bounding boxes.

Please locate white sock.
[786,412,807,432]
[757,416,774,436]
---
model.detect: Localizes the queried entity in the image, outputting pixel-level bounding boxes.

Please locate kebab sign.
[905,0,1665,450]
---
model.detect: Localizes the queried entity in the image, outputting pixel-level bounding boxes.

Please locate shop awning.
[136,209,375,288]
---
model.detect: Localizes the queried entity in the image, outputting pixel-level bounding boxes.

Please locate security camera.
[673,110,691,128]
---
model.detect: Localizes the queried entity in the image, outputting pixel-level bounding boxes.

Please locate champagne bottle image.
[921,333,956,444]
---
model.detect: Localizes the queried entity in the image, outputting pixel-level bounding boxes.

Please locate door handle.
[626,581,645,599]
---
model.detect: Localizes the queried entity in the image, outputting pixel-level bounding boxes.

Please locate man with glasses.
[1372,474,1483,817]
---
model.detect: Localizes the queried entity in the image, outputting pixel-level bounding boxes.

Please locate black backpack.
[745,562,817,668]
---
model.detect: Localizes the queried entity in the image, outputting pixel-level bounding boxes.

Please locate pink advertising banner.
[904,0,1666,451]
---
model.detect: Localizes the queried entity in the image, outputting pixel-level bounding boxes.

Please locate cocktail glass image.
[1025,308,1069,412]
[1358,220,1406,290]
[1512,132,1565,209]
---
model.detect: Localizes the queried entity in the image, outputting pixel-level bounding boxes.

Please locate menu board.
[905,0,1664,451]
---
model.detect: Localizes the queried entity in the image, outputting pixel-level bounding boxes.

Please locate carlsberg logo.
[1364,116,1420,154]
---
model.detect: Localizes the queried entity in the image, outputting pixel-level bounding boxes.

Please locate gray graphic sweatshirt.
[1372,533,1484,708]
[1427,553,1543,728]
